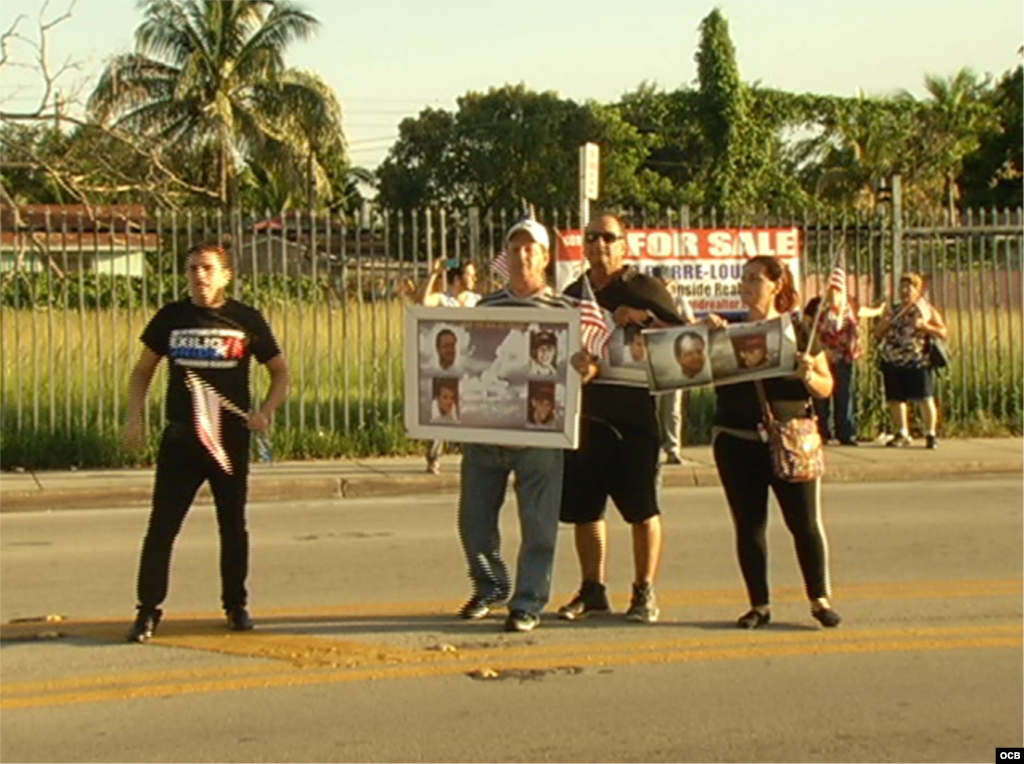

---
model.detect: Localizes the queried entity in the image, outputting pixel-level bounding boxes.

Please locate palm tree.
[88,0,340,209]
[274,69,346,209]
[904,69,997,221]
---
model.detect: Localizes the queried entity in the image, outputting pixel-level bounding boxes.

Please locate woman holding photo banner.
[121,243,289,643]
[705,255,842,629]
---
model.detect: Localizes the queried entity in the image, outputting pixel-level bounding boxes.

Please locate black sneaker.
[226,607,254,631]
[558,581,611,621]
[458,594,505,620]
[926,434,939,450]
[126,607,162,643]
[503,609,540,633]
[625,582,660,624]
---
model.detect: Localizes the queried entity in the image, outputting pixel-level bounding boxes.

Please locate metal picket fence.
[1,203,1021,465]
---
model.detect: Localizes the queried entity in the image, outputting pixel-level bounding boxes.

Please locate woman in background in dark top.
[705,255,841,629]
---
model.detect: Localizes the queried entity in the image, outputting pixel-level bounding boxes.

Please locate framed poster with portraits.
[642,314,798,392]
[404,306,582,448]
[591,323,651,387]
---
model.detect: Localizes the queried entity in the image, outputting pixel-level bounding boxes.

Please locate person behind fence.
[873,272,948,450]
[418,260,480,475]
[705,255,842,630]
[457,218,584,634]
[418,259,481,308]
[559,213,685,625]
[651,266,696,465]
[802,289,885,446]
[122,242,289,643]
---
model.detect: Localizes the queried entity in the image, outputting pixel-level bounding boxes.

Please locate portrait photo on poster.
[404,306,581,448]
[594,323,651,387]
[643,315,798,392]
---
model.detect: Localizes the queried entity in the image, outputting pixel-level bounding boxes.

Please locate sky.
[1,0,1021,171]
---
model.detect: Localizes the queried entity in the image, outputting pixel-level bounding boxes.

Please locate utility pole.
[578,142,599,229]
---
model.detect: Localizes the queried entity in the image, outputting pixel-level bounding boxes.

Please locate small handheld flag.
[578,276,612,359]
[185,371,233,474]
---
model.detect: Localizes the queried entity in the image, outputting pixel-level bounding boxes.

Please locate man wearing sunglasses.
[559,213,686,624]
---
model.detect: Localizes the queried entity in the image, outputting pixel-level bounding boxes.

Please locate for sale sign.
[554,227,801,316]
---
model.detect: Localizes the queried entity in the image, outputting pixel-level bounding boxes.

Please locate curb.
[1,461,1019,513]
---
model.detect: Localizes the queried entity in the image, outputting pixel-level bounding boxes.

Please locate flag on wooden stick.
[578,275,612,359]
[827,248,848,316]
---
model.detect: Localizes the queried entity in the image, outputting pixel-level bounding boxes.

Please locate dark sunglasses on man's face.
[584,231,623,244]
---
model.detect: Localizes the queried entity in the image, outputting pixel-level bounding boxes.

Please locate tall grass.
[1,300,414,468]
[2,302,1021,468]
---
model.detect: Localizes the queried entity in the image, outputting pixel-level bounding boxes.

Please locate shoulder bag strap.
[754,380,775,425]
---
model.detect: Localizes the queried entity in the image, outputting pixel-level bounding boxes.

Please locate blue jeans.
[815,360,856,442]
[458,444,563,615]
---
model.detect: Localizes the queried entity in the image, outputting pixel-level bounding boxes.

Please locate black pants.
[712,432,832,607]
[135,422,251,612]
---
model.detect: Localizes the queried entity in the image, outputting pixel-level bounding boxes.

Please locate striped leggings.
[712,432,833,607]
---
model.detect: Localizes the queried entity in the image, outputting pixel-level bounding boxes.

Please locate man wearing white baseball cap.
[455,217,583,633]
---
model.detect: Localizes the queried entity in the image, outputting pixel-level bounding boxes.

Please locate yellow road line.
[4,626,1019,708]
[3,624,1020,710]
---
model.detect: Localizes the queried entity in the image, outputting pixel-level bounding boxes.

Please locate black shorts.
[561,418,661,525]
[881,363,935,402]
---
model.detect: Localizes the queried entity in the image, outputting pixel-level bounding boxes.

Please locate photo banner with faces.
[554,227,802,317]
[403,305,583,449]
[641,314,799,393]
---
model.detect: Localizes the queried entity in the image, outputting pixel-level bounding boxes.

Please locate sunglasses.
[584,231,623,244]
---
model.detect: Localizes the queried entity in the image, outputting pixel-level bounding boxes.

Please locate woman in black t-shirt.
[706,255,842,630]
[122,243,289,643]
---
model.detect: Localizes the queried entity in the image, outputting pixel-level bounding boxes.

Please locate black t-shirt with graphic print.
[141,298,281,426]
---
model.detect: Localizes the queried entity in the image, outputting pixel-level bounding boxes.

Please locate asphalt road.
[2,478,1022,763]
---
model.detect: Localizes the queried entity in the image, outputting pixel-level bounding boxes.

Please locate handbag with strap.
[928,336,951,369]
[754,381,825,483]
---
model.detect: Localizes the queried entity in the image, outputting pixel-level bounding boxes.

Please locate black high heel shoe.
[736,609,771,629]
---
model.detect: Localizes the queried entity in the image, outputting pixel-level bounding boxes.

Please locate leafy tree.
[617,83,705,207]
[376,84,667,213]
[961,63,1022,209]
[88,0,336,210]
[694,8,754,213]
[909,69,998,219]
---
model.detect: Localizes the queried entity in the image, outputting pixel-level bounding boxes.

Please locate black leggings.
[135,423,250,611]
[712,432,832,608]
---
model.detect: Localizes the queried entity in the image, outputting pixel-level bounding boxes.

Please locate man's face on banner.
[436,331,457,369]
[675,334,706,378]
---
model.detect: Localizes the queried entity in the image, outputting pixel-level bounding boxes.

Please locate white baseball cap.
[505,218,550,250]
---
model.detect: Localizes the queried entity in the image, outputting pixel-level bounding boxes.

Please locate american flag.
[827,249,847,315]
[578,275,612,359]
[186,371,234,474]
[491,249,509,282]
